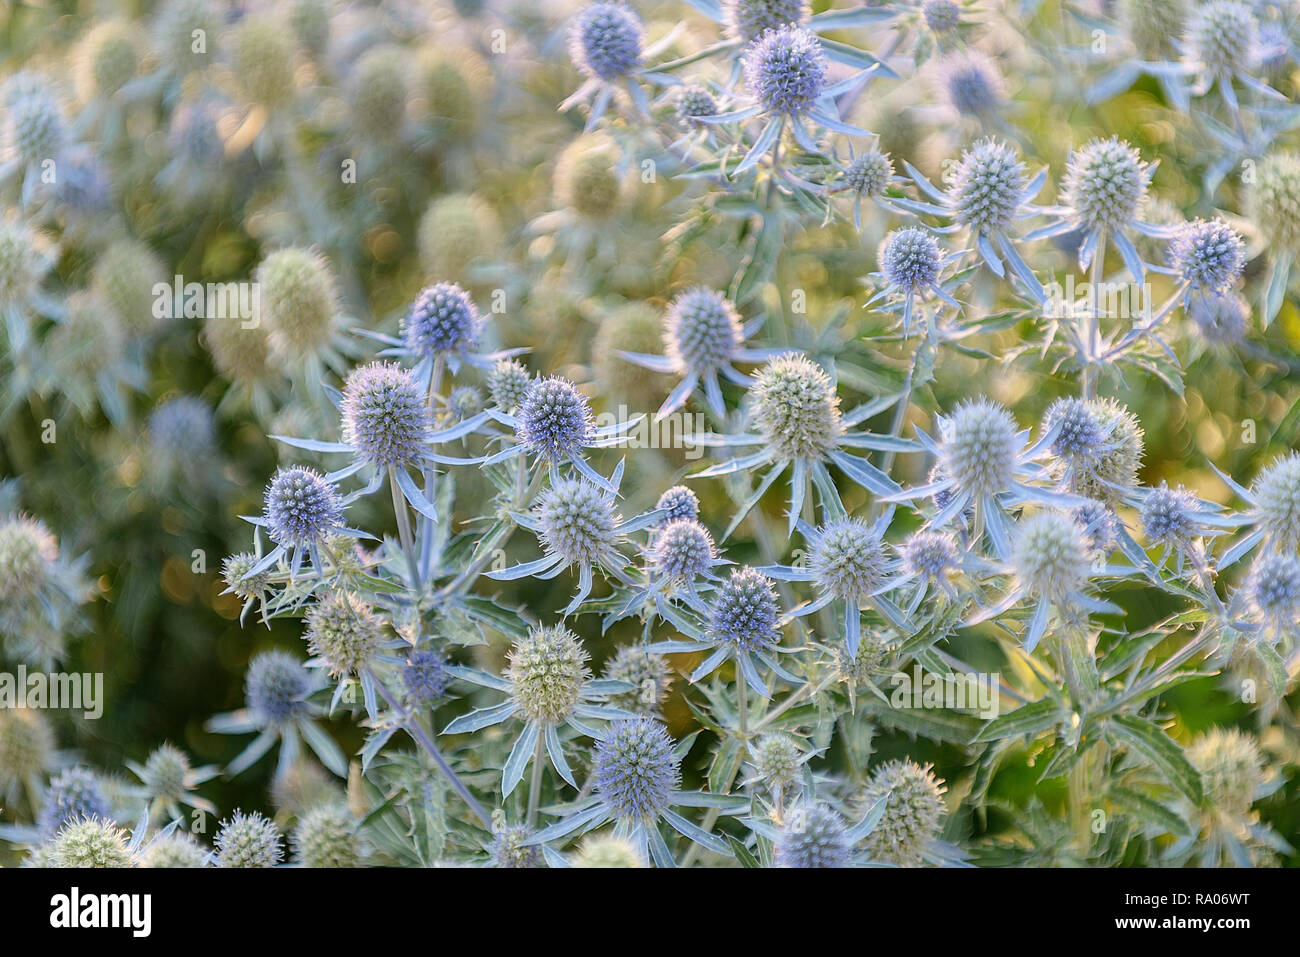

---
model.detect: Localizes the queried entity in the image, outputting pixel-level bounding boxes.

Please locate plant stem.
[527,728,546,828]
[389,467,423,591]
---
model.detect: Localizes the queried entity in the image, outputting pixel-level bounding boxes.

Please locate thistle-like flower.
[1213,452,1300,567]
[125,743,217,821]
[1167,219,1245,297]
[693,354,910,532]
[774,802,851,868]
[215,810,283,868]
[292,805,362,867]
[855,760,946,866]
[206,650,345,780]
[38,767,110,837]
[442,624,628,794]
[562,3,675,127]
[1033,138,1170,281]
[936,51,1004,119]
[619,286,776,420]
[1042,396,1144,507]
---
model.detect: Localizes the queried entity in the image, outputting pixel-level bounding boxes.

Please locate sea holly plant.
[2,0,1300,875]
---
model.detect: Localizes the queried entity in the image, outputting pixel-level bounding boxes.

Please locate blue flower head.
[1246,552,1300,632]
[1063,137,1149,233]
[938,52,1003,116]
[923,0,962,33]
[593,717,681,823]
[264,466,343,549]
[1188,292,1249,344]
[656,485,700,522]
[811,518,887,602]
[39,767,110,837]
[402,648,451,705]
[490,824,544,868]
[665,287,743,373]
[674,84,718,127]
[1169,219,1245,294]
[245,649,312,726]
[776,802,851,868]
[744,25,828,117]
[881,226,941,293]
[950,139,1026,234]
[149,395,217,461]
[845,150,894,198]
[404,282,480,358]
[1140,483,1198,546]
[709,566,779,650]
[725,0,809,43]
[341,361,431,468]
[517,376,595,462]
[651,518,716,581]
[1186,0,1258,80]
[536,478,619,567]
[569,3,643,81]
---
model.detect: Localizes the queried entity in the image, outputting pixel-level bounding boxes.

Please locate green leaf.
[1110,785,1193,838]
[1106,715,1203,805]
[973,698,1062,743]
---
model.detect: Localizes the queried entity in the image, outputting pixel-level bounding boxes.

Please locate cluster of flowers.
[1,0,1297,868]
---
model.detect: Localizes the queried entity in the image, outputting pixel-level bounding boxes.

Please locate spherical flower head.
[881,226,940,293]
[487,359,532,413]
[403,648,451,705]
[1245,552,1300,631]
[256,248,339,358]
[593,717,681,823]
[901,530,958,581]
[569,3,643,81]
[341,361,431,468]
[45,818,132,868]
[1121,0,1187,60]
[725,0,809,42]
[507,624,590,724]
[232,15,295,108]
[776,802,851,868]
[216,810,283,868]
[603,645,673,715]
[845,150,894,197]
[78,21,141,99]
[709,566,780,650]
[857,760,945,866]
[153,0,220,72]
[664,287,743,374]
[536,478,618,567]
[3,73,64,166]
[752,733,802,791]
[490,824,544,868]
[149,395,217,463]
[1188,291,1249,345]
[1072,499,1120,557]
[141,743,191,803]
[142,832,207,868]
[573,834,646,867]
[555,135,625,219]
[835,631,889,684]
[293,805,361,867]
[517,376,595,461]
[351,45,410,140]
[0,514,57,601]
[651,518,717,582]
[245,649,312,726]
[1013,511,1091,603]
[264,466,343,549]
[0,707,53,789]
[1044,397,1107,467]
[745,26,828,116]
[1063,138,1149,233]
[938,52,1003,116]
[950,139,1026,234]
[940,398,1018,499]
[1188,728,1264,817]
[39,767,110,837]
[418,193,502,281]
[222,552,270,601]
[1140,483,1198,546]
[305,592,384,678]
[675,84,718,127]
[1169,219,1245,294]
[656,485,700,522]
[1187,1,1258,78]
[1055,398,1143,504]
[92,239,167,338]
[923,0,962,33]
[751,354,843,460]
[810,519,887,602]
[404,282,480,358]
[444,387,486,426]
[1251,453,1300,550]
